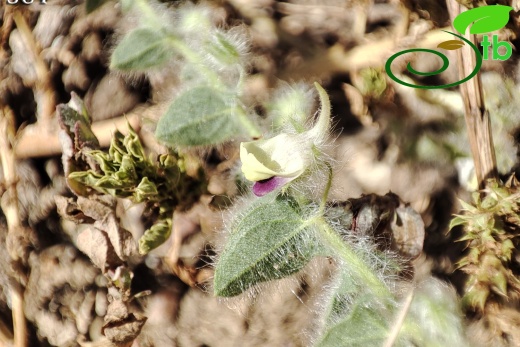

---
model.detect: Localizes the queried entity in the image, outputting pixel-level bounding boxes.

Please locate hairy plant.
[214,84,467,346]
[103,1,469,345]
[109,0,260,148]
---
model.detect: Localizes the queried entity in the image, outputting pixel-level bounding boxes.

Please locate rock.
[85,74,142,121]
[63,58,91,92]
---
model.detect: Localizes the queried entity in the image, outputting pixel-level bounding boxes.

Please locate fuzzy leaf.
[207,32,242,66]
[405,278,469,347]
[453,5,512,34]
[110,28,173,71]
[317,298,388,347]
[214,194,319,297]
[155,86,242,147]
[437,40,465,50]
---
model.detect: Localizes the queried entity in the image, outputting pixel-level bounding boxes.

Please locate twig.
[446,0,497,187]
[12,10,55,123]
[13,103,160,158]
[9,283,26,347]
[382,287,415,347]
[0,106,27,347]
[281,28,450,79]
[1,7,15,51]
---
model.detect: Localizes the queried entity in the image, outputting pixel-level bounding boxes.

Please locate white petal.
[240,133,309,182]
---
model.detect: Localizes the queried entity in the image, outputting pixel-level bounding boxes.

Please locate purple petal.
[252,176,290,197]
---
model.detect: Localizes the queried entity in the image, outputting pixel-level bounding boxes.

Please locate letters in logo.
[385,5,513,89]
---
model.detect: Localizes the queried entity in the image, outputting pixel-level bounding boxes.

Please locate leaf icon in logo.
[437,40,465,50]
[453,5,512,34]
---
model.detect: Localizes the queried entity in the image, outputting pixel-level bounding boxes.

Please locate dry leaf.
[76,226,123,271]
[102,312,147,344]
[77,195,115,221]
[103,288,147,344]
[94,213,137,260]
[55,195,89,223]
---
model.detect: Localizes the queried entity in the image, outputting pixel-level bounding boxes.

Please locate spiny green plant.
[451,176,520,311]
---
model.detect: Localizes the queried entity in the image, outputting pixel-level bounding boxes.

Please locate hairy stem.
[235,106,261,138]
[314,217,391,298]
[318,163,333,216]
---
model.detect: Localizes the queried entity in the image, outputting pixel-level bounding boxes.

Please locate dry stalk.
[12,10,56,123]
[1,6,15,50]
[0,106,27,347]
[383,287,415,347]
[13,103,157,158]
[446,0,498,187]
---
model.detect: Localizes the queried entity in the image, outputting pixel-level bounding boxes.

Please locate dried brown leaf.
[55,195,89,223]
[94,214,137,260]
[77,195,115,221]
[103,295,146,344]
[105,298,129,323]
[76,226,123,271]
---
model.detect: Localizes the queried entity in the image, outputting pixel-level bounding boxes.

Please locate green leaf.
[134,177,158,202]
[449,215,467,230]
[110,28,174,71]
[213,194,319,297]
[155,86,243,147]
[86,0,106,13]
[317,298,388,347]
[68,171,103,187]
[459,198,478,213]
[139,219,172,254]
[453,5,512,34]
[96,176,126,189]
[404,278,469,347]
[437,40,465,50]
